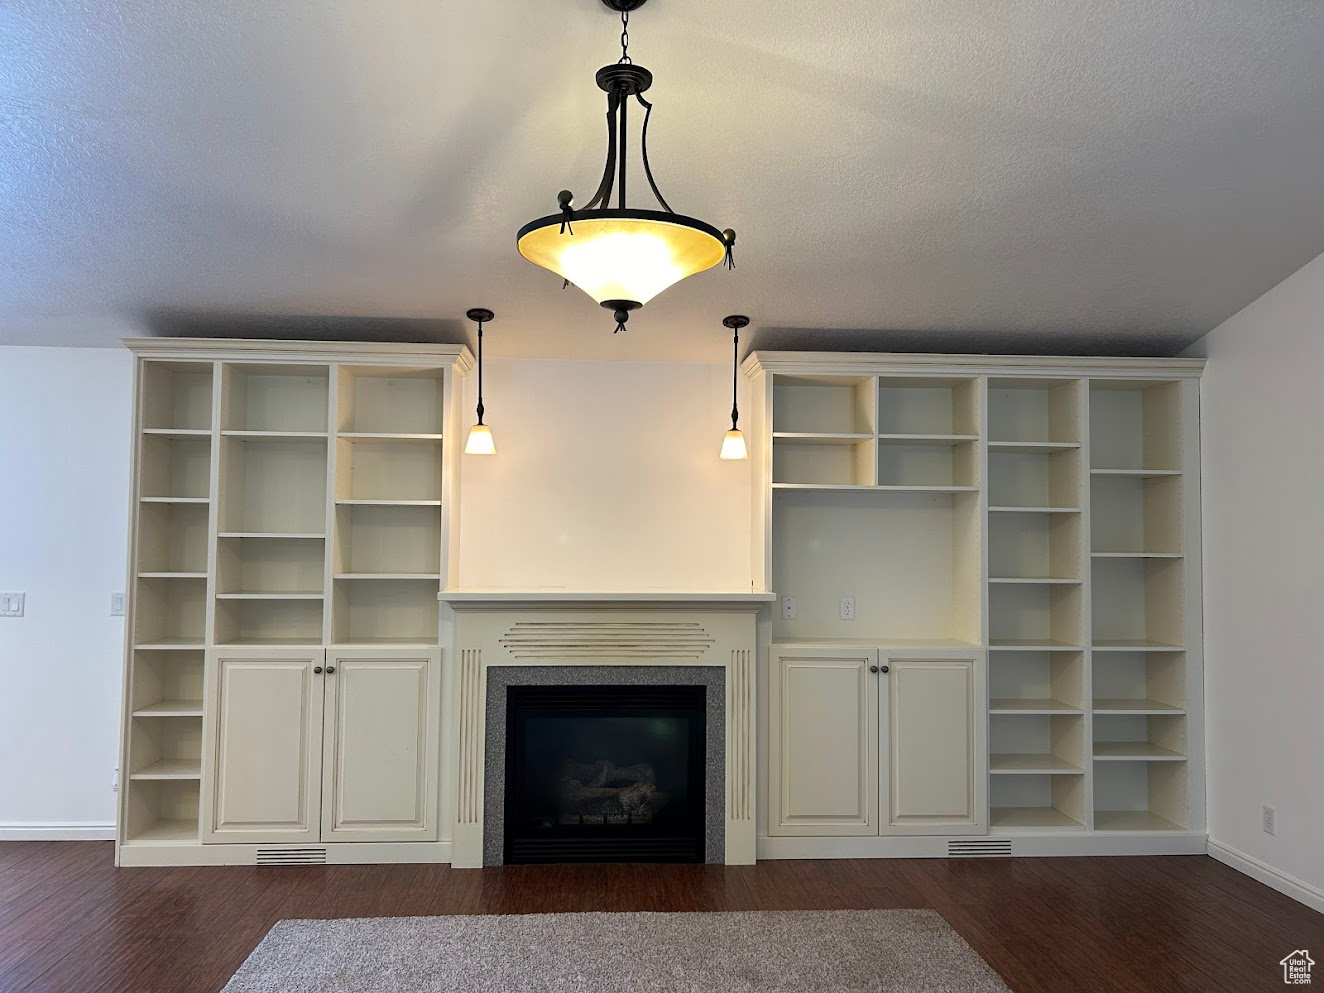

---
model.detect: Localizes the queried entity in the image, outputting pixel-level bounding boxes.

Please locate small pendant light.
[464,308,497,456]
[719,314,749,460]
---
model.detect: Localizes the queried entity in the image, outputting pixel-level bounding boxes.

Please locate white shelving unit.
[117,340,471,861]
[748,353,1204,857]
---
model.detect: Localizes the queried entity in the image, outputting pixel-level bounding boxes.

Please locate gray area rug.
[222,909,1010,993]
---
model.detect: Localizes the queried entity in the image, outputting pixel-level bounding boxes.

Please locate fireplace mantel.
[440,589,775,609]
[446,602,759,867]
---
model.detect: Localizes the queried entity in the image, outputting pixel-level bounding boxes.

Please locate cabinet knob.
[869,665,879,673]
[880,665,889,674]
[326,665,336,675]
[313,666,323,674]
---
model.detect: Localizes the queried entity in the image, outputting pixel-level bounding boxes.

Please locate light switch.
[110,593,126,616]
[0,593,25,617]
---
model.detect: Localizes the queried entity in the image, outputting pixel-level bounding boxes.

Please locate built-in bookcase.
[769,373,983,645]
[750,355,1203,847]
[119,343,469,850]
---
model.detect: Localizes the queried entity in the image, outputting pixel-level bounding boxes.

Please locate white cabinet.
[768,645,984,838]
[321,648,440,842]
[203,648,324,844]
[880,656,984,835]
[768,647,878,835]
[202,646,440,845]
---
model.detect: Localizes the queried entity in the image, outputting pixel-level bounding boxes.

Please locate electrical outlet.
[839,595,855,621]
[0,593,24,617]
[1262,803,1276,835]
[110,593,125,616]
[781,596,797,620]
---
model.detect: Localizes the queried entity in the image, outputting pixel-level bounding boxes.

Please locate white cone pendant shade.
[465,423,496,456]
[720,428,748,461]
[518,212,727,309]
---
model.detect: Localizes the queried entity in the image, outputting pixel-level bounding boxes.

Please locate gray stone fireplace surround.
[483,665,727,866]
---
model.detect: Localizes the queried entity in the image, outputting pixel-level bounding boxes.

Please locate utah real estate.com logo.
[1281,950,1314,985]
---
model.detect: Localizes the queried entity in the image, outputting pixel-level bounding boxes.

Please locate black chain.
[619,9,631,64]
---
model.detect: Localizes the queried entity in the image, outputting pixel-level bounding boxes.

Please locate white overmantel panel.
[446,599,760,868]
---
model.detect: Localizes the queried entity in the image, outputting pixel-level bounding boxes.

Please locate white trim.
[0,821,117,841]
[123,337,474,374]
[743,350,1205,380]
[758,832,1208,859]
[1208,840,1324,914]
[118,840,453,867]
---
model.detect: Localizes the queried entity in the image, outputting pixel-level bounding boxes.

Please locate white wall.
[457,358,752,591]
[0,346,133,836]
[0,349,751,831]
[1187,251,1324,904]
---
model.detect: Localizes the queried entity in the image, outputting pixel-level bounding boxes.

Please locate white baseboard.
[0,821,116,841]
[1208,839,1324,914]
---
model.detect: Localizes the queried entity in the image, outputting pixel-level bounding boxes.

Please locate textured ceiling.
[2,0,1323,361]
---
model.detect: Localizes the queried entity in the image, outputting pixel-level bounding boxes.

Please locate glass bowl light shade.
[465,423,496,456]
[518,209,727,307]
[720,428,748,460]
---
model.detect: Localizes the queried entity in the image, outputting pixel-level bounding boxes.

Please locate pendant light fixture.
[517,0,737,334]
[719,314,749,460]
[464,308,497,456]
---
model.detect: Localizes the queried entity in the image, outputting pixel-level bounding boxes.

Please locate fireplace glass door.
[504,684,706,864]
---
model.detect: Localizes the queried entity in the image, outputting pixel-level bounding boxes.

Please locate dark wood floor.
[0,844,1320,992]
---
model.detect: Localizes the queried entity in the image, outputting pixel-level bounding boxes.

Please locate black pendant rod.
[722,315,750,430]
[618,84,628,208]
[466,308,495,424]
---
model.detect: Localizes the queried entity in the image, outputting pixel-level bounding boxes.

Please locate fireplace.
[503,684,707,864]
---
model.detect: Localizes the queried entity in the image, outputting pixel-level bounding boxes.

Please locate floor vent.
[256,847,327,866]
[947,838,1013,858]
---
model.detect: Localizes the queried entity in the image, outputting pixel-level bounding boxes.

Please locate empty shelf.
[772,432,873,444]
[988,441,1081,454]
[132,701,203,718]
[990,807,1085,832]
[124,820,199,844]
[1093,698,1186,715]
[336,432,443,442]
[129,758,201,780]
[990,754,1083,775]
[988,577,1081,585]
[138,572,208,579]
[140,497,209,504]
[989,639,1084,651]
[334,573,441,580]
[134,639,205,651]
[218,532,326,539]
[222,430,328,440]
[1093,810,1185,831]
[1093,742,1186,761]
[1091,551,1182,559]
[989,506,1081,514]
[990,698,1083,715]
[215,591,324,600]
[334,499,442,507]
[1090,468,1181,478]
[876,433,979,446]
[1092,639,1183,652]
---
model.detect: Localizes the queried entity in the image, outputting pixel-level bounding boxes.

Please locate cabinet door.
[320,649,440,842]
[768,647,878,836]
[202,648,325,844]
[879,655,985,835]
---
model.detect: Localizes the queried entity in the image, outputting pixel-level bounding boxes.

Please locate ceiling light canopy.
[516,0,737,334]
